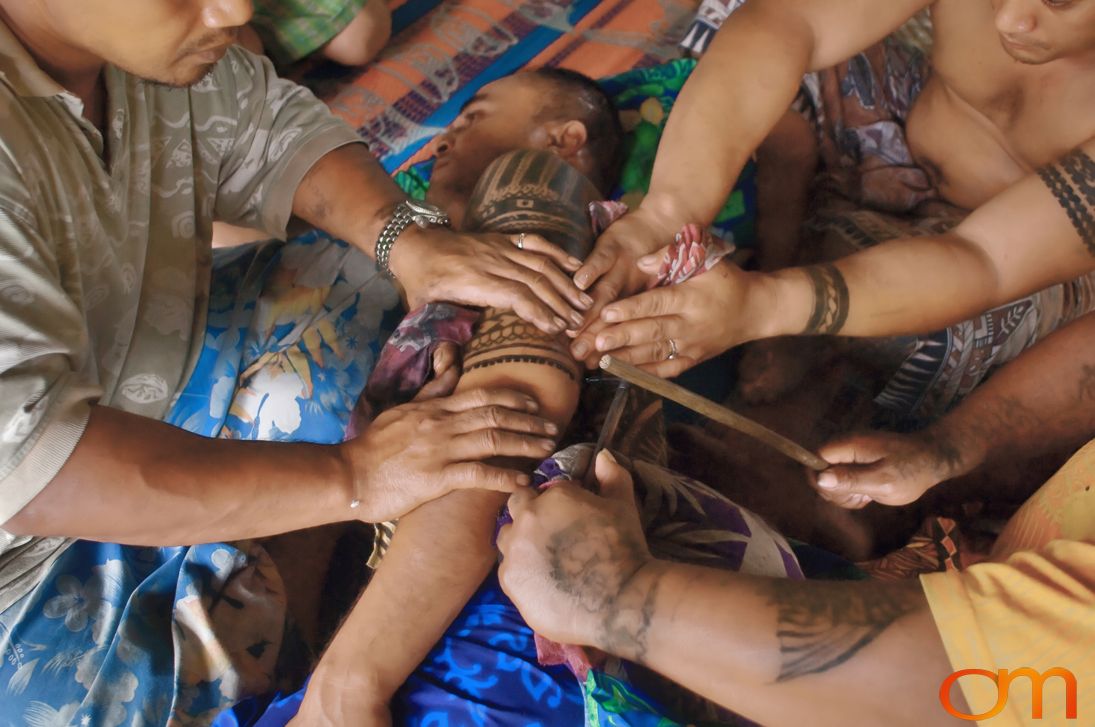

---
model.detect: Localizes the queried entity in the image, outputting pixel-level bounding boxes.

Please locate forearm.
[313,489,504,700]
[595,561,956,727]
[3,405,351,544]
[923,310,1095,479]
[291,142,405,259]
[643,5,811,232]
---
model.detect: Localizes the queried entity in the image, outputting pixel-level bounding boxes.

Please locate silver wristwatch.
[375,199,451,279]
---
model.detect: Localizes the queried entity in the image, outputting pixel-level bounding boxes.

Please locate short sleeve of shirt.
[204,47,363,236]
[921,539,1095,725]
[0,198,102,523]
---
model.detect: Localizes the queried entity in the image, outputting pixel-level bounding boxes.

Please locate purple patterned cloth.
[362,302,479,413]
[499,444,804,686]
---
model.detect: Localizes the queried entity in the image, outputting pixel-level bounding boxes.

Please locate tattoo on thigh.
[463,309,582,381]
[1038,148,1095,256]
[767,580,923,682]
[546,517,659,662]
[464,149,600,260]
[802,264,850,335]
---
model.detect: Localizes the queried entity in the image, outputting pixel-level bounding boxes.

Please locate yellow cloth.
[921,439,1095,726]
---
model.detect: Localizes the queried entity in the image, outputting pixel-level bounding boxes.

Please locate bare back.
[906,0,1095,209]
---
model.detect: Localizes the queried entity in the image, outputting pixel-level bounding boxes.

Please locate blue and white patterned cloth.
[0,230,402,726]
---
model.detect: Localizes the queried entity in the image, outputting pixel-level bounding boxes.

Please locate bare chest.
[903,6,1095,208]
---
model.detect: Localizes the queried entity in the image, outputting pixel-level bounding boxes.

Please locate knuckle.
[483,429,503,451]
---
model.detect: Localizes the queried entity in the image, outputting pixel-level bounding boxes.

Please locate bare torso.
[905,0,1095,210]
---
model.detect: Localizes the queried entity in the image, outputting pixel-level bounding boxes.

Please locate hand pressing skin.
[391,227,593,336]
[591,256,760,377]
[569,207,679,366]
[340,381,560,523]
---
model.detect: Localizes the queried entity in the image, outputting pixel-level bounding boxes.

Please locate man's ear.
[543,119,597,181]
[546,120,589,161]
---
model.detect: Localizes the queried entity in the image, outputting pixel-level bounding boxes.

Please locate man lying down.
[218,71,806,726]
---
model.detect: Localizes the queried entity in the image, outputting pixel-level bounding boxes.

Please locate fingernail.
[568,257,583,268]
[817,473,836,489]
[596,336,615,351]
[570,312,584,328]
[573,341,589,358]
[539,438,555,451]
[553,317,567,331]
[525,399,539,412]
[599,449,617,464]
[579,293,594,308]
[603,308,620,322]
[639,254,657,266]
[546,422,559,435]
[518,474,531,486]
[575,274,590,290]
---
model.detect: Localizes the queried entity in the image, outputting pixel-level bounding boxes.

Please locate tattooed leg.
[461,149,601,382]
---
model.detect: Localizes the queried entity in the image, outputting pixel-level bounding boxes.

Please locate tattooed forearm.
[767,580,924,682]
[464,149,601,259]
[1038,148,1095,256]
[546,517,659,662]
[802,264,850,335]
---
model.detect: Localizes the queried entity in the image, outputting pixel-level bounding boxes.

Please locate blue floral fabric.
[0,231,402,726]
[216,443,802,727]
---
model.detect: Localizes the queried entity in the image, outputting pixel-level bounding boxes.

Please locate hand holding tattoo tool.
[582,378,630,492]
[600,356,829,472]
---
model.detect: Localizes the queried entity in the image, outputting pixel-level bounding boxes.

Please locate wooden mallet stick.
[599,355,829,472]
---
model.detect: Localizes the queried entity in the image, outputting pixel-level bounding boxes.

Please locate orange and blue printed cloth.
[0,231,403,725]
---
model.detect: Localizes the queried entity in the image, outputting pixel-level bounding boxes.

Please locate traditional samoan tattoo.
[461,149,600,380]
[546,516,659,663]
[465,353,578,381]
[802,264,850,335]
[767,580,923,682]
[464,149,601,259]
[1037,148,1095,257]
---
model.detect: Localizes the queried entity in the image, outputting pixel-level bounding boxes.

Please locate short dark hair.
[527,67,624,193]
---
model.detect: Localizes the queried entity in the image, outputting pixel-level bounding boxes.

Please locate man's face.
[991,0,1095,64]
[429,75,554,199]
[43,0,251,86]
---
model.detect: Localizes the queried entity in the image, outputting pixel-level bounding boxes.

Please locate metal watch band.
[375,201,450,280]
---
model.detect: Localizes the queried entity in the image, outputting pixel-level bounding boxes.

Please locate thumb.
[594,450,635,504]
[815,461,891,499]
[637,245,669,273]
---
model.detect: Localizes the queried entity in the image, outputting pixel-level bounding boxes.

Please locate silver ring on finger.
[515,233,525,250]
[666,338,678,360]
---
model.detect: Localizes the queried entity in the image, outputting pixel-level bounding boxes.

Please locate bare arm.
[594,144,1095,377]
[3,405,351,544]
[498,455,966,727]
[292,143,590,334]
[747,145,1095,341]
[294,150,599,718]
[817,308,1095,508]
[640,0,933,231]
[571,0,930,362]
[3,387,556,544]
